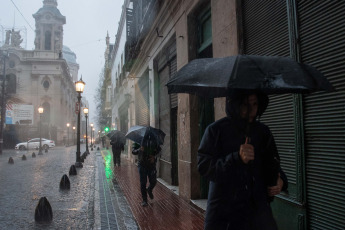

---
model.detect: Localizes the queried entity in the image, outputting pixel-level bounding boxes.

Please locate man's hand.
[267,173,283,196]
[239,137,254,164]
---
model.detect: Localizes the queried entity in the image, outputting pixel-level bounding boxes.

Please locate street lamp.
[90,123,94,148]
[83,107,89,154]
[72,126,76,145]
[92,128,95,146]
[38,106,44,155]
[66,123,70,146]
[75,76,85,167]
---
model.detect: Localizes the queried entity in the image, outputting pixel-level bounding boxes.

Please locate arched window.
[45,31,52,50]
[42,102,50,124]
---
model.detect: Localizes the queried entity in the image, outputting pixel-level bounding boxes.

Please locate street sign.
[75,102,80,114]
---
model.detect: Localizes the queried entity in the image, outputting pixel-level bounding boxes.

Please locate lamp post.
[0,51,9,154]
[90,123,94,148]
[75,76,85,167]
[38,106,44,155]
[66,123,70,146]
[92,128,95,147]
[72,126,76,145]
[83,107,89,154]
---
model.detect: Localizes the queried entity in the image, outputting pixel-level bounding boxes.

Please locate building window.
[43,80,50,89]
[4,74,17,94]
[45,31,52,50]
[197,6,212,54]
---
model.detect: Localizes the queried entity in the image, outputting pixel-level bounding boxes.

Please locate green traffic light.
[104,127,109,132]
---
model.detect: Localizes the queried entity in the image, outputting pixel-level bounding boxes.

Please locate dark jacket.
[198,91,288,230]
[110,140,124,154]
[132,145,160,169]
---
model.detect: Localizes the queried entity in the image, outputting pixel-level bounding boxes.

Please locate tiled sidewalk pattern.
[101,150,205,230]
[97,156,120,229]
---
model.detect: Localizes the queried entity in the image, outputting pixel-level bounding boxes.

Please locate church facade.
[0,0,80,147]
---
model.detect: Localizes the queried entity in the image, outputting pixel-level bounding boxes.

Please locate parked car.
[15,138,55,150]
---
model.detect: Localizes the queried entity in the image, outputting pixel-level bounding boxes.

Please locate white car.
[15,138,56,150]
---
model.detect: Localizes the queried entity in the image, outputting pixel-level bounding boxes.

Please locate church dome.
[62,46,77,64]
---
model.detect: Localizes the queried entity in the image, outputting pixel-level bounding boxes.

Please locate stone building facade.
[0,0,80,145]
[108,1,345,229]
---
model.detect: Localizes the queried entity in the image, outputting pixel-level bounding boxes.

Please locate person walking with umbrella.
[110,135,125,167]
[130,129,162,207]
[166,54,333,229]
[198,90,288,230]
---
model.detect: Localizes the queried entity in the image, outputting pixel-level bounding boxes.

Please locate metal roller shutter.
[297,1,345,229]
[158,65,172,183]
[170,57,178,108]
[135,74,149,126]
[242,0,297,197]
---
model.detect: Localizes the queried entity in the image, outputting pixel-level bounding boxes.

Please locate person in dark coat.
[198,90,288,230]
[110,137,124,167]
[132,139,161,207]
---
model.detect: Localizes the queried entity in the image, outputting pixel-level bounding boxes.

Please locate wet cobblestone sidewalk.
[100,150,205,230]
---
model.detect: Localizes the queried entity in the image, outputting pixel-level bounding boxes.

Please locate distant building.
[0,0,84,145]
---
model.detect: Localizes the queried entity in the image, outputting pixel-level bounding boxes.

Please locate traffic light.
[104,127,109,132]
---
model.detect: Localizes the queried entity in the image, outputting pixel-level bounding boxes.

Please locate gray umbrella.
[166,55,334,97]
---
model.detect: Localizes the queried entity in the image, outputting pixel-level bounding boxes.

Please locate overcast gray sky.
[0,0,123,126]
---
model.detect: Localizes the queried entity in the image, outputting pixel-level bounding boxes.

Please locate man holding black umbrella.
[110,136,125,167]
[166,54,333,229]
[198,90,288,230]
[132,138,161,207]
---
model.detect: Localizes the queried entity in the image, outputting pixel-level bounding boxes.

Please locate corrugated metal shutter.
[170,57,178,108]
[242,0,297,196]
[297,1,345,229]
[158,65,171,164]
[135,74,149,126]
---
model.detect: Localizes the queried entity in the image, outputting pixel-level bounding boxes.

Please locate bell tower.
[33,0,66,52]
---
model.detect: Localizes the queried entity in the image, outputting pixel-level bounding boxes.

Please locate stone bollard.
[22,155,27,160]
[34,197,53,222]
[69,165,77,176]
[59,174,70,190]
[8,157,14,164]
[32,152,36,158]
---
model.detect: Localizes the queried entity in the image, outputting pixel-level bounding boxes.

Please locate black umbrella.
[166,55,334,97]
[125,125,166,147]
[106,130,126,144]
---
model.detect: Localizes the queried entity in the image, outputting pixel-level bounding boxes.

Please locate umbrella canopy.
[166,55,334,97]
[125,125,166,147]
[106,130,126,144]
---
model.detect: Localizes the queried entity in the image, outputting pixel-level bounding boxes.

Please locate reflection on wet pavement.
[101,150,205,230]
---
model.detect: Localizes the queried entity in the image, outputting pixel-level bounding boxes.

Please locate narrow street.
[0,146,98,229]
[0,146,205,229]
